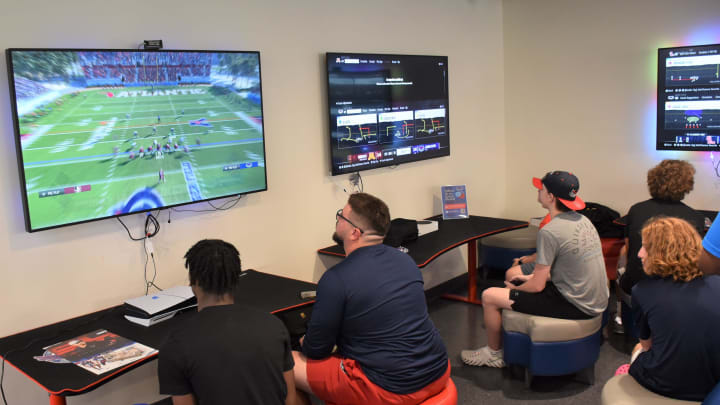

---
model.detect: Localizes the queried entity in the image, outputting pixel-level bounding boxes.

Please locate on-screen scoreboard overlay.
[6,49,268,232]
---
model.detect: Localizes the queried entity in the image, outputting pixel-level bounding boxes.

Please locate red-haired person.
[628,217,720,401]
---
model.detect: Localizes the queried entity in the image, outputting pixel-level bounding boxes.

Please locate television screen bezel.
[656,43,720,151]
[326,51,450,176]
[6,47,269,232]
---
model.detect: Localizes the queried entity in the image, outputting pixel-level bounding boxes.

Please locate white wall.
[503,0,720,219]
[0,0,506,403]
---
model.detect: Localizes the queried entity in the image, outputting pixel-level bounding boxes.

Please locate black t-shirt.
[620,198,704,294]
[629,275,720,401]
[158,304,294,405]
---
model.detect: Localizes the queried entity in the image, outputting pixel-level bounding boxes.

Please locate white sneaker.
[461,346,505,368]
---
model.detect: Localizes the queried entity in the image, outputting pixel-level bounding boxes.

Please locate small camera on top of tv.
[143,40,163,50]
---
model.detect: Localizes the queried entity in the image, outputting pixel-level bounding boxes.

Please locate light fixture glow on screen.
[6,49,268,232]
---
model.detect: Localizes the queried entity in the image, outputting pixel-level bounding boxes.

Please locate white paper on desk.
[417,220,439,236]
[74,341,157,375]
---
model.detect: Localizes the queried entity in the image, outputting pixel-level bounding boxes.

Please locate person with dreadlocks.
[158,239,298,405]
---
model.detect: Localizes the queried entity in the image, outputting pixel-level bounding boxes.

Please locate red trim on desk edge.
[417,223,528,268]
[316,248,345,257]
[0,352,157,396]
[271,300,315,314]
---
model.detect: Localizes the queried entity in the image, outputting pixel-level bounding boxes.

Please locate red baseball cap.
[532,171,585,211]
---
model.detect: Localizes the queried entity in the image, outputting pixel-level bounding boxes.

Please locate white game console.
[123,286,197,327]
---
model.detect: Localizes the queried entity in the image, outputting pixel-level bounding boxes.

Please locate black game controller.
[510,279,525,286]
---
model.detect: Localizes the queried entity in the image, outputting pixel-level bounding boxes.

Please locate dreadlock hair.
[184,239,241,296]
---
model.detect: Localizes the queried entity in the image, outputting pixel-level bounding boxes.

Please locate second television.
[327,53,450,176]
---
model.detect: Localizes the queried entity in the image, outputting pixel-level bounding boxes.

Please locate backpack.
[578,202,624,238]
[383,218,419,247]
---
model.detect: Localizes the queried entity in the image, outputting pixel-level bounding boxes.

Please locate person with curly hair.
[619,159,705,296]
[628,217,720,401]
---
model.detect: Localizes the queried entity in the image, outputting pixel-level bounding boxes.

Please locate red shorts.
[307,355,450,405]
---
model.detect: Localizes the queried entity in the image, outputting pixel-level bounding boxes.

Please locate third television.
[657,43,720,150]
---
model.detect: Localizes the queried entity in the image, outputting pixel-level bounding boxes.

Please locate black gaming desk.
[318,215,528,304]
[0,270,316,405]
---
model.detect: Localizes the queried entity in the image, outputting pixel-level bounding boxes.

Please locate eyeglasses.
[336,209,365,234]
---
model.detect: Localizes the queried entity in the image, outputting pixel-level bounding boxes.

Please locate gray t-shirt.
[536,211,609,316]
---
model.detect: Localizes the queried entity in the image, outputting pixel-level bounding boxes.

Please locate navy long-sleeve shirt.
[302,243,447,394]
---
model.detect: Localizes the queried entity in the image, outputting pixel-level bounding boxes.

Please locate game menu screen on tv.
[327,53,450,175]
[657,43,720,150]
[6,49,267,232]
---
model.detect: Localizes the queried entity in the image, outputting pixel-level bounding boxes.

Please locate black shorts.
[509,282,594,320]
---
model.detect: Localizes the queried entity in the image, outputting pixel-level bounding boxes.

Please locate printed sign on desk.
[441,185,468,220]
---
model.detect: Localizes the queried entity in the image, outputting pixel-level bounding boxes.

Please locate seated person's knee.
[506,265,522,281]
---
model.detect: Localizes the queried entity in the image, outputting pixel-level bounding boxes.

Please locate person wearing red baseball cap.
[505,171,586,282]
[462,171,608,368]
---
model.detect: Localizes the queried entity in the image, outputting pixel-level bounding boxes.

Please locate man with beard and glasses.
[291,193,449,405]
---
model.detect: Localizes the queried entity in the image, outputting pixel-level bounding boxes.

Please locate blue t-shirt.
[629,275,720,401]
[704,217,720,259]
[302,244,448,394]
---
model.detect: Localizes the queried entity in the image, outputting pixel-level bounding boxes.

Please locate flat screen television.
[657,43,720,150]
[6,48,268,232]
[326,52,449,175]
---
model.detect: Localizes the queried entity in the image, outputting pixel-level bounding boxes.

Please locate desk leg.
[442,239,483,305]
[467,239,478,301]
[49,394,66,405]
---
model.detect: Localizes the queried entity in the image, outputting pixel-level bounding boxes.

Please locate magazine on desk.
[38,329,157,375]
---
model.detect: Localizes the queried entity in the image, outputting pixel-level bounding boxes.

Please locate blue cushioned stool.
[480,227,537,272]
[502,309,604,387]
